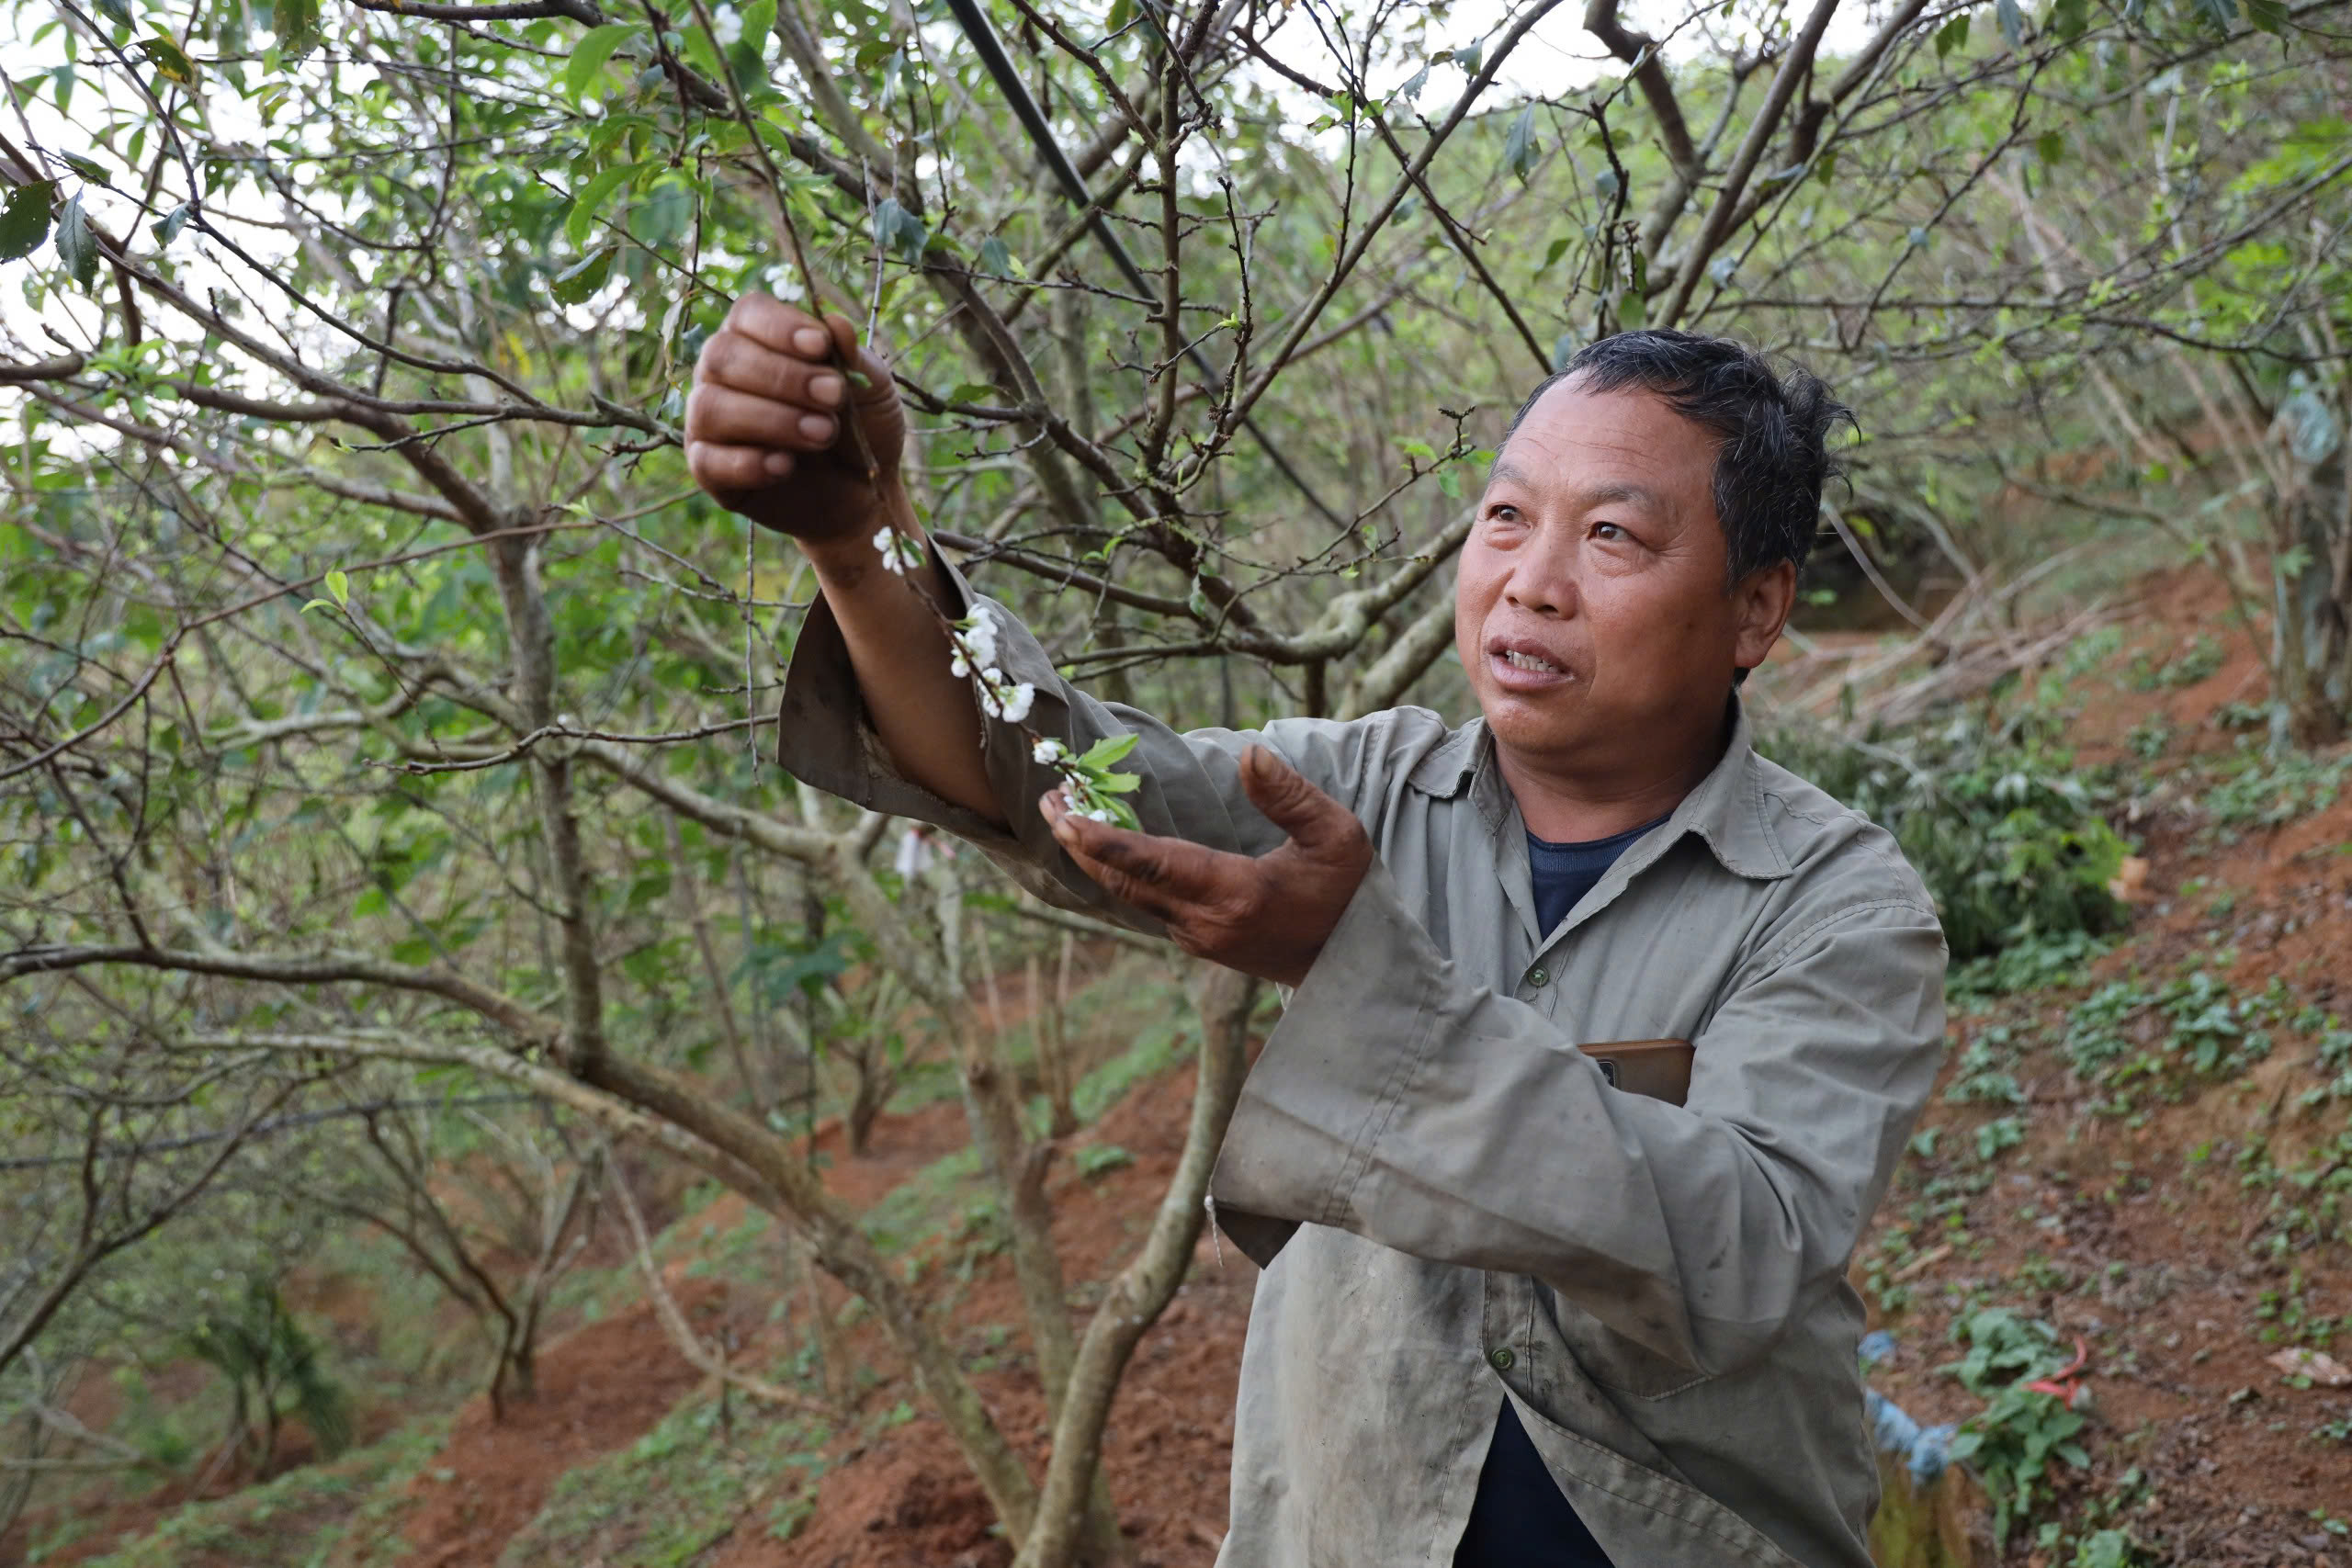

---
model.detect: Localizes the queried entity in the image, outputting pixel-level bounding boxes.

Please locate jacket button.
[1526,966,1550,988]
[1488,1347,1515,1371]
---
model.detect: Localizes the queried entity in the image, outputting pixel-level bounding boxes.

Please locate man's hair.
[1506,330,1855,586]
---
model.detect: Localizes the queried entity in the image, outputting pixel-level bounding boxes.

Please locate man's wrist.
[797,481,919,588]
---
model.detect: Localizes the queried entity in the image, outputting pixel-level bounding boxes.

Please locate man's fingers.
[684,383,838,451]
[697,331,846,410]
[723,292,833,357]
[1060,840,1182,920]
[687,440,793,492]
[1237,746,1352,848]
[1040,791,1237,908]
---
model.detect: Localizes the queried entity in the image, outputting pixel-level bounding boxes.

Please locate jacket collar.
[1406,696,1792,883]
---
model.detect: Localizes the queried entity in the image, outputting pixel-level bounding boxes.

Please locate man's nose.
[1503,526,1578,618]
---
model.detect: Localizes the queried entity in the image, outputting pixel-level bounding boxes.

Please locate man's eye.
[1487,505,1521,525]
[1592,522,1628,541]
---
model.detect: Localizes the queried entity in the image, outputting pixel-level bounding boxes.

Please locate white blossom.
[710,5,743,44]
[873,526,906,573]
[1032,737,1068,764]
[973,671,1035,724]
[949,605,1001,679]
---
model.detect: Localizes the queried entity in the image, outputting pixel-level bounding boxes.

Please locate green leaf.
[549,245,615,304]
[1077,731,1139,769]
[1536,233,1573,276]
[56,193,98,288]
[2034,130,2064,165]
[152,200,192,245]
[1395,62,1430,104]
[872,195,928,265]
[978,234,1019,277]
[1451,36,1485,75]
[1504,104,1538,183]
[300,598,336,614]
[679,17,723,78]
[2245,0,2286,29]
[1934,12,1968,58]
[325,569,349,607]
[741,0,775,45]
[60,151,112,186]
[0,180,55,263]
[1996,0,2023,49]
[277,0,323,59]
[565,24,636,98]
[1091,771,1142,794]
[1104,0,1132,33]
[139,33,198,85]
[944,381,1000,406]
[2189,0,2237,28]
[92,0,132,27]
[566,163,639,247]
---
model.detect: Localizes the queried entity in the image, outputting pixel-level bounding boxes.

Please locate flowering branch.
[871,530,1140,829]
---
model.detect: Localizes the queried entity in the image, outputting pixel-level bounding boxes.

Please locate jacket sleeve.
[1207,857,1947,1377]
[775,544,1408,930]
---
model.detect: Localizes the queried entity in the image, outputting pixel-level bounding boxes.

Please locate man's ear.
[1731,560,1797,673]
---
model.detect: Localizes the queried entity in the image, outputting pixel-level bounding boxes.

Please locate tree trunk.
[845,1041,894,1156]
[2274,412,2351,746]
[1013,964,1263,1568]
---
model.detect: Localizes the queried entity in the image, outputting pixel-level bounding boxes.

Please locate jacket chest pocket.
[1546,1295,1713,1401]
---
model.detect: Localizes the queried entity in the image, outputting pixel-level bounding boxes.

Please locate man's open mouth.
[1498,649,1561,674]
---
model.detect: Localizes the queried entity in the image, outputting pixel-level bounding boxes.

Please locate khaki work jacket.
[778,559,1949,1568]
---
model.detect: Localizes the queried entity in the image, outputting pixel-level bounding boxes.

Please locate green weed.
[2061,967,2278,1111]
[496,1390,829,1568]
[1948,930,2114,1004]
[1760,714,2130,964]
[2202,744,2349,832]
[2126,634,2223,691]
[78,1417,448,1568]
[1942,1308,2090,1548]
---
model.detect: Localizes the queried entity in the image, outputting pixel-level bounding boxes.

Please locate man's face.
[1453,378,1789,780]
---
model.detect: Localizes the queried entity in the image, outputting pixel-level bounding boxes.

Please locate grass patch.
[494,1387,830,1568]
[75,1416,449,1568]
[2200,743,2349,834]
[859,1145,985,1256]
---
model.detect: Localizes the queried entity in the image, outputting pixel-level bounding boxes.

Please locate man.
[684,300,1947,1567]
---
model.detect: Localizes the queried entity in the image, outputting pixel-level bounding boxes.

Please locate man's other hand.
[685,296,906,541]
[1041,747,1373,987]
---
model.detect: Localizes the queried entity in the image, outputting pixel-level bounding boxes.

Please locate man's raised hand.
[1041,746,1374,988]
[685,295,906,541]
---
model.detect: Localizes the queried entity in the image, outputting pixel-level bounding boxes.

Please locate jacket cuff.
[1207,858,1442,1265]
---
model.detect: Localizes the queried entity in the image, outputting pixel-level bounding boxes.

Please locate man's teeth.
[1501,649,1560,673]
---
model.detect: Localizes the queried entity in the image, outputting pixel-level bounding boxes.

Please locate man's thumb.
[1238,746,1340,843]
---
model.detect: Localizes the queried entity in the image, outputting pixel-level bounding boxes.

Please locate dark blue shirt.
[1452,817,1665,1568]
